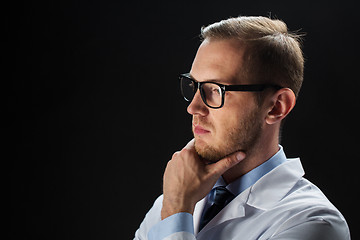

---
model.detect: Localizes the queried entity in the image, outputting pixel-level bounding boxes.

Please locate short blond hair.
[201,16,304,98]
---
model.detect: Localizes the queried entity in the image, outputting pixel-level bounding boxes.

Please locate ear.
[266,88,296,125]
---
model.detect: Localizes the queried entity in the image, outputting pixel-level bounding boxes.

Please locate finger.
[183,138,195,150]
[209,151,246,176]
[171,151,180,159]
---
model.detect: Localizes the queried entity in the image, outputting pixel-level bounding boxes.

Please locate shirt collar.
[215,145,287,196]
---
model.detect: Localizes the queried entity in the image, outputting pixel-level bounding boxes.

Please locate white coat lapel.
[193,197,206,234]
[196,158,305,236]
[196,188,249,235]
[246,158,304,210]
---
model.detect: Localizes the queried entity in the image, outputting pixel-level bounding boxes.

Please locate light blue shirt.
[148,146,287,240]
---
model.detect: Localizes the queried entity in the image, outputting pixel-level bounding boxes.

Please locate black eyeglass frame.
[179,73,283,109]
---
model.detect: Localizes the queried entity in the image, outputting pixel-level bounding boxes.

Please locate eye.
[189,81,195,88]
[207,85,221,95]
[212,87,221,95]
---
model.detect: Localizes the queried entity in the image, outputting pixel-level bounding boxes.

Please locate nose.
[187,90,209,116]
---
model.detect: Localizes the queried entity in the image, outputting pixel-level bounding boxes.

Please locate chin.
[194,137,227,163]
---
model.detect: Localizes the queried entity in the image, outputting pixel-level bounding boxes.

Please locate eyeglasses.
[179,73,282,109]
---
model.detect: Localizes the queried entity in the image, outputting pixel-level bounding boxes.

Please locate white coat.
[134,158,350,239]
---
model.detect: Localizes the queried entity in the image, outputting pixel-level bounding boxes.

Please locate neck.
[222,126,280,184]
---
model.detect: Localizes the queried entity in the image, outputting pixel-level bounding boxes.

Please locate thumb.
[209,151,246,176]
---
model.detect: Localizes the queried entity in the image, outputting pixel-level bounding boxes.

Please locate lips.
[193,124,211,135]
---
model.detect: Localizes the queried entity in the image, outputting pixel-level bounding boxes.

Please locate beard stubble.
[193,108,263,163]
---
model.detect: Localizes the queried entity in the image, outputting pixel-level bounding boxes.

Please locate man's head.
[186,16,304,162]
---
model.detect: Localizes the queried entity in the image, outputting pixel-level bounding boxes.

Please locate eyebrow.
[188,73,228,85]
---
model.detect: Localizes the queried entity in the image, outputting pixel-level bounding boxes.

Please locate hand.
[161,139,246,220]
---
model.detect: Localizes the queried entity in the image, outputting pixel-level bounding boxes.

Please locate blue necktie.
[198,186,235,231]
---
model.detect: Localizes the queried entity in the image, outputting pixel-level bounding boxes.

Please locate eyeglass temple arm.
[225,84,283,92]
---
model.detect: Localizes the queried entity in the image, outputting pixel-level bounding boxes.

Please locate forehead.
[190,38,246,84]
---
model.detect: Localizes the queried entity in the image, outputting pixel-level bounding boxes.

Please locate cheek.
[210,108,242,137]
[210,95,257,136]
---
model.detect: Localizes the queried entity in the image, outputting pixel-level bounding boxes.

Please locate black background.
[5,0,359,239]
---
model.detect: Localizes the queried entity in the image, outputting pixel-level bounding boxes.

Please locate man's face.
[188,38,265,162]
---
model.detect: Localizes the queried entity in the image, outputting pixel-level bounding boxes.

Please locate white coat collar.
[196,158,305,235]
[246,158,304,210]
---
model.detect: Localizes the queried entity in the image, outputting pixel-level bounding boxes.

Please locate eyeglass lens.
[180,76,223,108]
[180,77,196,101]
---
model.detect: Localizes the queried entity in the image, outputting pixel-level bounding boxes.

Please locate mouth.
[193,124,211,135]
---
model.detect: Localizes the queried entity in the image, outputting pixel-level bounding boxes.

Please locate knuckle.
[180,148,191,157]
[213,157,233,174]
[165,159,172,169]
[223,157,233,168]
[172,151,179,159]
[180,148,187,154]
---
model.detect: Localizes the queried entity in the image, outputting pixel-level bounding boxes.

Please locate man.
[134,16,350,239]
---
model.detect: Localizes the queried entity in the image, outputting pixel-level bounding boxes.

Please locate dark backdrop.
[5,0,359,239]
